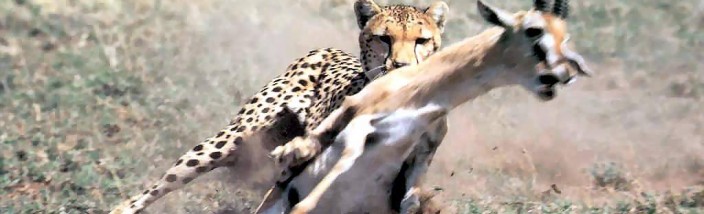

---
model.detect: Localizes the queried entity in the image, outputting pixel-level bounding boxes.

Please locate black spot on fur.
[266,97,275,103]
[193,145,203,152]
[196,166,209,173]
[175,159,183,166]
[216,131,225,138]
[182,177,193,184]
[312,62,322,70]
[234,137,243,145]
[150,190,159,196]
[165,174,177,182]
[298,80,308,86]
[210,152,222,159]
[186,159,199,167]
[215,141,227,149]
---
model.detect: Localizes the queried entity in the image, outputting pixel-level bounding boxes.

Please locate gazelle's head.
[477,0,592,101]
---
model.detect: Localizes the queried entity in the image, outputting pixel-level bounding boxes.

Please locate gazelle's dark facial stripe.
[531,44,548,63]
[521,11,570,68]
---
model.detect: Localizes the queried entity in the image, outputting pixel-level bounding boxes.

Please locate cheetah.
[109,1,449,213]
[267,0,592,213]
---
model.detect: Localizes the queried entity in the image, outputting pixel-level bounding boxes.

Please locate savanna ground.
[1,0,703,213]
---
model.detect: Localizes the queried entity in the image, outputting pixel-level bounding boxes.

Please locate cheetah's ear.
[354,0,382,29]
[425,1,449,33]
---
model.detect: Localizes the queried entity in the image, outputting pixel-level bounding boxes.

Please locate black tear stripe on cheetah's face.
[109,0,448,213]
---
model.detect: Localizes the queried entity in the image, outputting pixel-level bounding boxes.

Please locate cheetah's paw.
[269,136,320,167]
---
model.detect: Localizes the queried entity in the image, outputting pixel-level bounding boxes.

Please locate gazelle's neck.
[399,27,534,110]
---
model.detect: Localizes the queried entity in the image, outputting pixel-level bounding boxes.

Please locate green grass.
[1,0,703,213]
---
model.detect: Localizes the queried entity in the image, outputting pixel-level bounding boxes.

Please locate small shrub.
[590,162,634,191]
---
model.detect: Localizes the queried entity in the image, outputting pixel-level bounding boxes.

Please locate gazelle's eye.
[378,35,392,44]
[524,27,544,38]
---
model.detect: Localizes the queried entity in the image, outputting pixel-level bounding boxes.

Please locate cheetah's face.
[354,0,448,73]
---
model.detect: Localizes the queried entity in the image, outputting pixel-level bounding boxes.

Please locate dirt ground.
[1,0,703,213]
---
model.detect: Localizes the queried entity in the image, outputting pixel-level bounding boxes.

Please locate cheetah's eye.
[378,35,392,45]
[415,38,431,45]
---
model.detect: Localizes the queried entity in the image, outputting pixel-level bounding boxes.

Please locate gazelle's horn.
[533,0,549,12]
[552,0,569,19]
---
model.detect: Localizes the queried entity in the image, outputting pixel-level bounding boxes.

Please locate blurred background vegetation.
[0,0,702,213]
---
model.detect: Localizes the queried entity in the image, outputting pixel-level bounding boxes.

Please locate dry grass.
[0,0,702,213]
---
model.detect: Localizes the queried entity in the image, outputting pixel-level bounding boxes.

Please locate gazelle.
[265,0,592,213]
[259,104,448,214]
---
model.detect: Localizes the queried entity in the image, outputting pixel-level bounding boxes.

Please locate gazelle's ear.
[477,0,516,28]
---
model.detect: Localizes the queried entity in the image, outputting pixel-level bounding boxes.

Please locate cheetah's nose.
[392,61,410,68]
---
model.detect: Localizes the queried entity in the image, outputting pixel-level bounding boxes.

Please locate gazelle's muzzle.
[538,45,593,84]
[537,62,573,86]
[534,52,591,101]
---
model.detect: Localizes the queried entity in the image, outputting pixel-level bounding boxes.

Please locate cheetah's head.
[355,0,449,76]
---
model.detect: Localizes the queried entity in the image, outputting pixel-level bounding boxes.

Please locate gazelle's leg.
[288,128,367,214]
[399,118,448,214]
